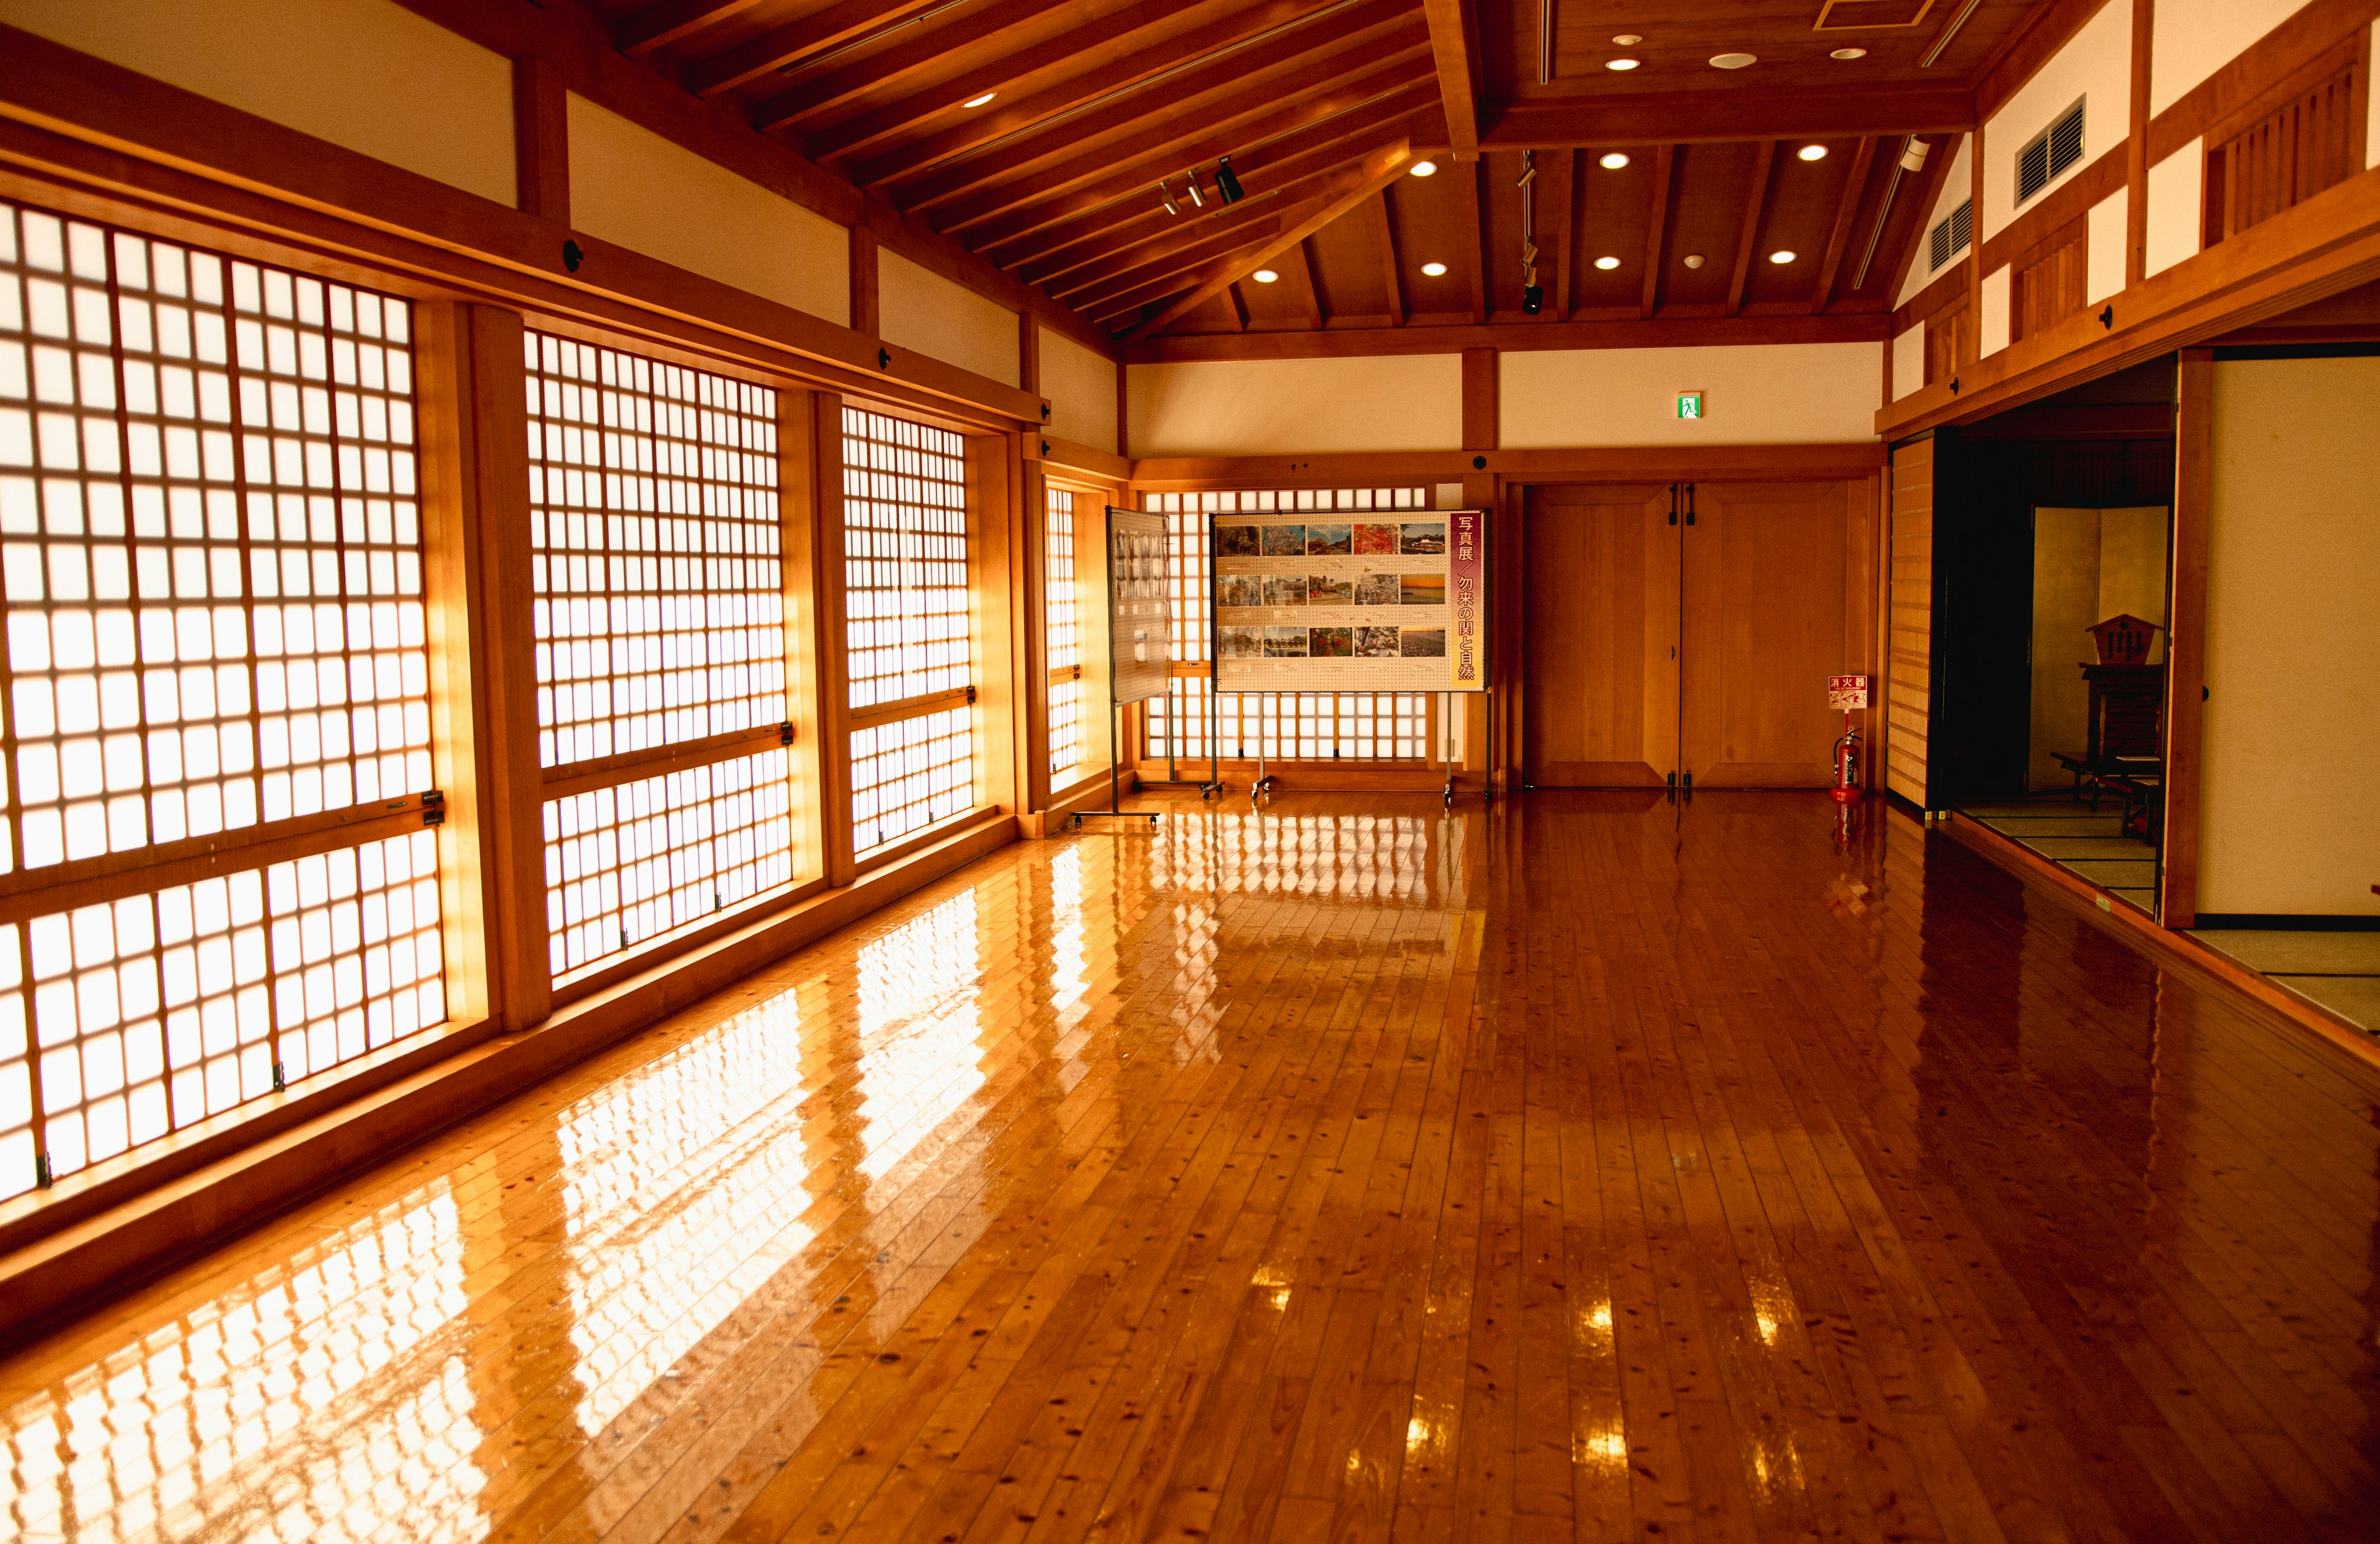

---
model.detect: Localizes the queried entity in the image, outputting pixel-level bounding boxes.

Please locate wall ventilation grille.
[1928,199,1972,271]
[2017,100,2085,205]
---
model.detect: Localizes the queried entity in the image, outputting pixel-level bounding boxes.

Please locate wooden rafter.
[1372,190,1406,325]
[1057,204,1294,307]
[748,0,1054,132]
[1880,133,1962,302]
[1640,144,1675,319]
[1726,141,1778,317]
[1809,136,1879,313]
[682,0,925,95]
[963,74,1434,256]
[1227,283,1252,330]
[1013,100,1429,286]
[824,0,1339,177]
[1124,139,1413,338]
[891,7,1422,218]
[1296,237,1327,327]
[616,0,767,56]
[1419,0,1481,161]
[1453,86,1976,149]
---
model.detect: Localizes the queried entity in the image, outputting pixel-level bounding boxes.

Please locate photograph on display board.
[1105,507,1172,705]
[1208,508,1488,692]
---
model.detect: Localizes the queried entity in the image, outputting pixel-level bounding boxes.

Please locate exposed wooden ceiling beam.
[1419,0,1481,161]
[1227,283,1252,331]
[1054,200,1295,306]
[1372,190,1406,325]
[616,0,767,56]
[1726,141,1778,317]
[1639,144,1674,320]
[749,0,1053,131]
[1880,133,1963,302]
[682,0,927,96]
[1809,136,1879,313]
[1124,139,1413,339]
[1442,85,1977,149]
[1459,158,1488,323]
[963,77,1434,258]
[823,0,1339,178]
[892,7,1422,217]
[1123,311,1890,360]
[1295,237,1327,327]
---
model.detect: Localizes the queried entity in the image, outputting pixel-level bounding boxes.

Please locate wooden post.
[2127,0,2154,285]
[1020,454,1054,820]
[2162,348,2213,928]
[512,55,570,226]
[411,301,502,1028]
[777,389,831,884]
[1461,347,1499,451]
[967,433,1024,824]
[1967,123,1986,370]
[460,305,549,1028]
[850,226,879,338]
[812,393,858,888]
[1020,312,1041,399]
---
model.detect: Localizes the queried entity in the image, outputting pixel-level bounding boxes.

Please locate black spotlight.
[1214,154,1245,204]
[1522,284,1544,315]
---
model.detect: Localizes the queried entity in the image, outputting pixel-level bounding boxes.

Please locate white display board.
[1210,509,1488,692]
[1104,506,1171,706]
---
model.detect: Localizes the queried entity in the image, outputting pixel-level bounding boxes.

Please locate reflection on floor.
[4,792,2379,1543]
[1960,793,2160,913]
[2192,927,2380,1034]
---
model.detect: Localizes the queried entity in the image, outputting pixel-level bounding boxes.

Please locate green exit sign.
[1677,390,1704,420]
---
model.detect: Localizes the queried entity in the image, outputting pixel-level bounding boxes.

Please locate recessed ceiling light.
[1683,254,1706,269]
[1599,151,1630,170]
[1594,255,1621,270]
[1612,34,1642,45]
[963,92,996,108]
[1769,249,1797,263]
[1409,159,1437,177]
[1830,48,1867,61]
[1252,269,1279,283]
[1606,57,1641,71]
[1421,261,1448,276]
[1709,53,1757,69]
[1797,144,1828,161]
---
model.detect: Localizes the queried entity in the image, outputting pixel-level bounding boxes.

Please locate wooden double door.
[1521,480,1867,788]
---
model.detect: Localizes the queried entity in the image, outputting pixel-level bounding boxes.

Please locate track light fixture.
[1215,155,1245,203]
[1185,170,1205,208]
[1158,181,1180,216]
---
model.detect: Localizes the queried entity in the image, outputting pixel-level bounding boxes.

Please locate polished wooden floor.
[6,792,2379,1544]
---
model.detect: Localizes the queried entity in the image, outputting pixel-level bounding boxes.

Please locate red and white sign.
[1827,674,1870,710]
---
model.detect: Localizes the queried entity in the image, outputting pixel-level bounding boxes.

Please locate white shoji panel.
[1046,485,1082,775]
[543,748,796,976]
[841,407,969,710]
[523,332,787,767]
[850,708,972,859]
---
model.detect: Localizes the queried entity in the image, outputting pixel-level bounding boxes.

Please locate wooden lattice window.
[525,332,797,979]
[1046,483,1083,775]
[842,407,974,857]
[2205,50,2359,246]
[1141,487,1435,762]
[0,198,444,1196]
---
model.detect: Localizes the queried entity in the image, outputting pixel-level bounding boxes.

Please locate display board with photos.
[1105,506,1173,705]
[1210,509,1487,692]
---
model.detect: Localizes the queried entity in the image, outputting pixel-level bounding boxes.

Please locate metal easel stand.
[1134,676,1227,800]
[1246,692,1275,806]
[1440,689,1455,807]
[1073,700,1160,830]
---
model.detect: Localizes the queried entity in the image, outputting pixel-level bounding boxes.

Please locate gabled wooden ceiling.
[593,0,2069,353]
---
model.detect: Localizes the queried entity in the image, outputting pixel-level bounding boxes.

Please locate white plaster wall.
[2086,190,2128,303]
[2152,0,2314,115]
[1897,133,1973,309]
[1039,327,1118,454]
[2145,139,2203,277]
[1980,265,2012,356]
[568,94,848,327]
[0,0,514,204]
[1501,343,1880,447]
[1127,356,1461,456]
[2200,356,2380,916]
[1892,325,1925,402]
[880,249,1018,387]
[1982,0,2133,242]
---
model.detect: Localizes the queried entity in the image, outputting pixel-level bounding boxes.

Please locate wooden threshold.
[1939,810,2380,1075]
[1131,758,1483,793]
[0,809,1019,1352]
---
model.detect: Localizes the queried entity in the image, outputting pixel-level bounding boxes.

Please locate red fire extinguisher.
[1831,715,1863,805]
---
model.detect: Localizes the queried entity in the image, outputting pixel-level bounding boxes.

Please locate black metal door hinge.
[1668,483,1679,525]
[420,789,445,826]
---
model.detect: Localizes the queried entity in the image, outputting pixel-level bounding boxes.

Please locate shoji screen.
[1045,483,1083,777]
[841,406,974,859]
[1142,487,1435,762]
[525,332,797,981]
[0,200,445,1197]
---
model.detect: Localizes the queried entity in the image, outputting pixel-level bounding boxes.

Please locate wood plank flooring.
[4,791,2378,1543]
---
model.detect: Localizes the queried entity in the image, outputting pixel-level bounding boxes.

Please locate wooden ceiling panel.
[579,0,2074,344]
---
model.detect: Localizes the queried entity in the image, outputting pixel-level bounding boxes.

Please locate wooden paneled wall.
[1887,436,1938,807]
